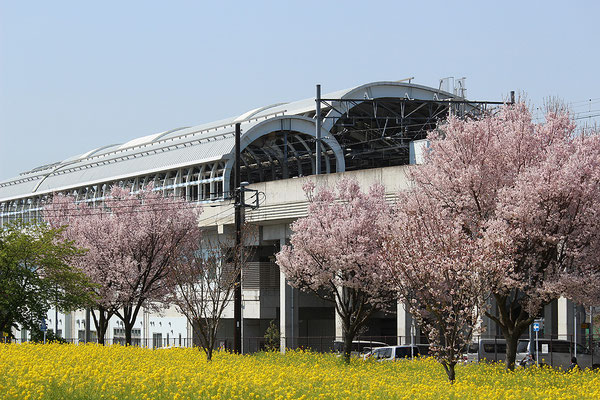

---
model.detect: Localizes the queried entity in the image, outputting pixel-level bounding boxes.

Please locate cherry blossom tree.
[410,103,600,370]
[381,191,510,382]
[45,186,202,345]
[167,225,256,361]
[46,194,124,344]
[276,178,395,364]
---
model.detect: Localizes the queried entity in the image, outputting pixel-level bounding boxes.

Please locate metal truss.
[318,97,506,171]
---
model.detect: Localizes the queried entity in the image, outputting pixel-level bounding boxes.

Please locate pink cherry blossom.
[45,186,202,344]
[403,102,600,371]
[276,178,395,363]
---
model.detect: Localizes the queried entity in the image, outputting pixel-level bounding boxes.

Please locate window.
[395,347,418,358]
[153,333,163,349]
[78,330,97,342]
[376,348,392,359]
[483,343,506,353]
[113,328,126,345]
[132,329,141,347]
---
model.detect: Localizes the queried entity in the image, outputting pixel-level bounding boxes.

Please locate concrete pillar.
[558,297,572,340]
[144,309,150,348]
[186,317,193,348]
[397,301,411,345]
[335,302,343,341]
[279,225,298,353]
[64,311,73,341]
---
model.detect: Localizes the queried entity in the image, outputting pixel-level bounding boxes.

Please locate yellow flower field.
[1,343,599,399]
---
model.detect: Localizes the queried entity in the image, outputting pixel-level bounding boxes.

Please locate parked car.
[363,345,421,361]
[333,340,388,357]
[463,339,507,364]
[516,339,600,370]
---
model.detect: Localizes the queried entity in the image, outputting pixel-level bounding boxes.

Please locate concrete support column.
[279,225,298,353]
[335,301,343,342]
[558,296,572,340]
[397,301,413,345]
[144,309,150,348]
[65,311,73,341]
[186,317,193,348]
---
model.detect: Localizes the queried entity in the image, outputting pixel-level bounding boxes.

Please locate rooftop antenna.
[454,77,467,98]
[439,77,453,93]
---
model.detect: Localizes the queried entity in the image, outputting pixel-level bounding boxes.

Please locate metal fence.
[4,335,396,353]
[5,333,600,369]
[465,334,600,369]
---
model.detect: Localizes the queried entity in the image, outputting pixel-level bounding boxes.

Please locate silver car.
[363,345,421,361]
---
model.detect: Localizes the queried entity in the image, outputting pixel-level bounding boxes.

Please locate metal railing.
[5,333,600,369]
[466,334,600,369]
[4,335,398,352]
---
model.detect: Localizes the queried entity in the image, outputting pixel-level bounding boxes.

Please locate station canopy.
[0,81,486,204]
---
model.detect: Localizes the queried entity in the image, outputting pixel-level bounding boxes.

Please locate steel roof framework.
[0,81,504,226]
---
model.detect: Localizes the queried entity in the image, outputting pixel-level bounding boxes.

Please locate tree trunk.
[95,314,105,346]
[97,327,105,345]
[342,327,354,364]
[205,323,218,362]
[485,292,538,371]
[505,334,520,371]
[91,307,112,346]
[124,320,133,346]
[336,287,375,365]
[115,304,143,347]
[442,361,456,383]
[192,318,215,361]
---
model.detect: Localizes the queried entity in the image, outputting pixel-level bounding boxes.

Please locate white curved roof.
[0,81,458,202]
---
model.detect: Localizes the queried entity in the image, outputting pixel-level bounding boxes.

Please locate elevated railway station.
[5,80,578,352]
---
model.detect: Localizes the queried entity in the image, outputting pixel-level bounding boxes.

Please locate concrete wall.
[199,165,412,229]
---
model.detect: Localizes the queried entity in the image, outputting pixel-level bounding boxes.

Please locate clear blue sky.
[1,0,599,181]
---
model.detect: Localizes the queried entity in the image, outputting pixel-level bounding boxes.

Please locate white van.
[464,339,507,363]
[516,339,600,370]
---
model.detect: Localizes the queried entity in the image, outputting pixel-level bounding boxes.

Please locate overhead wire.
[9,188,268,226]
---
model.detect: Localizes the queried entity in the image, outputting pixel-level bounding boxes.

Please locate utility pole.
[55,290,59,337]
[574,303,578,358]
[590,306,594,354]
[85,308,91,343]
[234,122,242,354]
[315,84,322,175]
